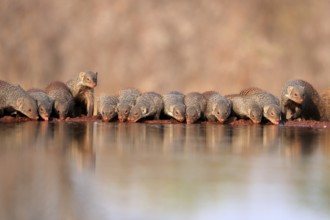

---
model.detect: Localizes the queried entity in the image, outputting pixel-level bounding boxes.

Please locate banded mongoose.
[45,81,74,120]
[117,88,141,122]
[162,91,186,122]
[97,95,119,121]
[27,89,53,121]
[239,87,266,96]
[226,94,263,124]
[320,88,330,121]
[184,92,207,124]
[66,71,97,117]
[239,87,281,124]
[0,80,38,120]
[127,92,163,122]
[281,79,321,120]
[203,91,231,123]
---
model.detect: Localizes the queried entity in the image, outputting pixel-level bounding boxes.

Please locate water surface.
[0,122,329,220]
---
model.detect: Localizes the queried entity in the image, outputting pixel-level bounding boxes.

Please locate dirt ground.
[1,115,330,128]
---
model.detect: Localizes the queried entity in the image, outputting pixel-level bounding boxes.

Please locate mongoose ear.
[264,105,270,113]
[16,85,23,91]
[169,105,175,113]
[16,97,24,108]
[141,106,147,114]
[79,72,86,80]
[287,86,294,94]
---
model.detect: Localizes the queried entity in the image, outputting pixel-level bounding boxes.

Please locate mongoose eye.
[102,111,105,115]
[125,110,129,114]
[270,112,274,116]
[294,93,298,97]
[28,109,32,112]
[40,108,44,113]
[134,112,139,116]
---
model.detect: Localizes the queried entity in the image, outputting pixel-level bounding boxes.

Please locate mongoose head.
[127,105,148,122]
[186,107,201,124]
[16,96,39,120]
[171,104,186,122]
[100,105,117,121]
[79,71,97,88]
[54,100,71,120]
[264,105,281,124]
[213,101,232,123]
[38,101,53,121]
[247,105,262,124]
[117,103,131,122]
[286,85,304,104]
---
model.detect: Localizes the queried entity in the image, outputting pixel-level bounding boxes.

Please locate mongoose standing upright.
[226,94,263,123]
[97,95,119,121]
[27,89,53,121]
[45,81,74,120]
[281,79,321,120]
[66,71,97,117]
[117,88,141,122]
[239,87,281,124]
[184,92,207,124]
[162,91,186,122]
[203,91,231,123]
[127,92,163,122]
[0,80,38,120]
[320,88,330,121]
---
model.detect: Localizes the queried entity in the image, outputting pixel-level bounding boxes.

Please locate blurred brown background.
[1,0,330,97]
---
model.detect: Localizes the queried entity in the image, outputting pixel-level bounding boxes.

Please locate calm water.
[0,121,330,220]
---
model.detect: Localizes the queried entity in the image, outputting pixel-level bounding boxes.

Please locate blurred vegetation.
[1,0,330,97]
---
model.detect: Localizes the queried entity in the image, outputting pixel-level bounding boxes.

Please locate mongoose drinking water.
[127,92,163,122]
[162,91,186,122]
[0,80,39,120]
[117,88,141,122]
[320,88,330,121]
[45,81,74,120]
[239,87,281,124]
[27,89,53,121]
[97,95,119,121]
[203,91,231,123]
[281,79,321,120]
[66,71,97,117]
[184,92,207,124]
[226,94,263,123]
